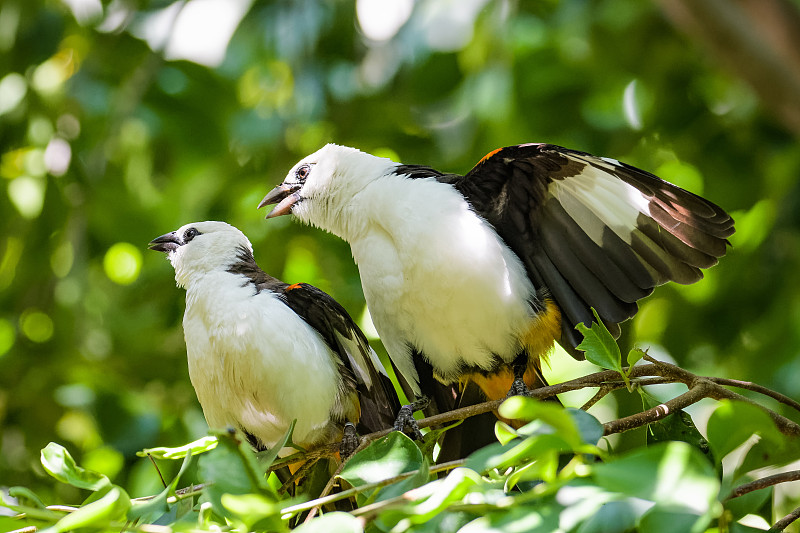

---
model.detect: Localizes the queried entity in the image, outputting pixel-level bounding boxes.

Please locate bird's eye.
[183,227,200,243]
[295,164,311,183]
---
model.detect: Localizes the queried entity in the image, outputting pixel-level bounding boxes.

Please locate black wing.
[277,282,401,434]
[450,143,735,357]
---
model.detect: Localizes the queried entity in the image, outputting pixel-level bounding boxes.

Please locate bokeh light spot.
[8,175,46,219]
[0,72,26,116]
[104,242,142,285]
[0,318,15,356]
[356,0,413,42]
[20,308,54,343]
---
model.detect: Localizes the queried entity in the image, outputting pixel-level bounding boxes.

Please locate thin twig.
[278,457,321,495]
[707,377,800,414]
[726,470,800,500]
[147,454,167,489]
[581,384,615,411]
[603,380,712,435]
[772,505,800,531]
[281,459,466,518]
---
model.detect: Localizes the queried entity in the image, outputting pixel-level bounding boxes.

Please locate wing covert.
[278,282,400,432]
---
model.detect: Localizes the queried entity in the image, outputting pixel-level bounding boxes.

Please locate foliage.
[3,0,800,530]
[4,320,800,532]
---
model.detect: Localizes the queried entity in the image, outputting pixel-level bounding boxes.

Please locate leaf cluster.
[4,321,800,533]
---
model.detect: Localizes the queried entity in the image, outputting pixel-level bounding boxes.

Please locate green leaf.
[706,400,772,460]
[256,420,296,469]
[499,396,582,447]
[137,435,218,459]
[43,485,131,533]
[569,408,605,447]
[591,442,720,514]
[293,511,363,533]
[460,504,561,533]
[704,399,800,475]
[638,507,710,533]
[127,448,195,523]
[339,431,423,488]
[505,448,560,489]
[627,347,646,368]
[386,468,483,528]
[724,477,772,522]
[8,486,46,509]
[376,457,431,504]
[495,421,518,445]
[640,391,712,461]
[198,431,276,519]
[575,499,642,533]
[575,309,623,374]
[221,493,287,533]
[738,435,800,475]
[40,443,110,491]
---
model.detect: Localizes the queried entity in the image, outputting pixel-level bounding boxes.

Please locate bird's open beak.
[258,183,302,219]
[148,231,181,253]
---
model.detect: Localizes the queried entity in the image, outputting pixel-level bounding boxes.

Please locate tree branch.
[725,470,800,500]
[772,504,800,531]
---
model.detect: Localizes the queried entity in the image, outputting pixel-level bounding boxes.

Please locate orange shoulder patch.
[478,147,503,165]
[286,283,303,291]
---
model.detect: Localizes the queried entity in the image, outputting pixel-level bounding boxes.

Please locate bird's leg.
[393,396,431,441]
[340,422,360,458]
[506,360,531,398]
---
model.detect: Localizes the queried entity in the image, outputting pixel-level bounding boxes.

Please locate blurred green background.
[2,0,799,503]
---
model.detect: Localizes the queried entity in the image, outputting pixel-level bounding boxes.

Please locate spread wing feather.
[452,143,734,357]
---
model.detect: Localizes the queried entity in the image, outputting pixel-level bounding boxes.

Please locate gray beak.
[148,231,181,253]
[258,183,302,219]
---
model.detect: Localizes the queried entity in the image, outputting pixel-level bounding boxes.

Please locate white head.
[258,144,397,237]
[148,221,253,288]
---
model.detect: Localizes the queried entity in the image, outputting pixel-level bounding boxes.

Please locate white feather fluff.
[284,146,537,393]
[164,222,342,451]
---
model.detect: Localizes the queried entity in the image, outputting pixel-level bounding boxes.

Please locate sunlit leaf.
[137,435,218,459]
[339,431,423,488]
[460,504,560,533]
[637,506,709,533]
[198,431,276,519]
[591,442,719,514]
[575,499,642,533]
[293,511,363,533]
[40,443,110,491]
[221,493,286,532]
[575,310,624,376]
[46,485,131,533]
[706,400,783,465]
[128,448,195,523]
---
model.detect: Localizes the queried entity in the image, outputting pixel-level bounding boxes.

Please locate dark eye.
[295,164,311,183]
[183,227,200,243]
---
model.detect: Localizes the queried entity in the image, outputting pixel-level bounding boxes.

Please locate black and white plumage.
[149,221,399,453]
[259,143,734,412]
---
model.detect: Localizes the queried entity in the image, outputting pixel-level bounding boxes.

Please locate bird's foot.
[393,397,430,441]
[505,376,532,398]
[340,422,360,458]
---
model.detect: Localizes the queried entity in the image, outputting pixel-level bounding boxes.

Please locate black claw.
[340,422,360,458]
[506,376,532,398]
[393,397,430,441]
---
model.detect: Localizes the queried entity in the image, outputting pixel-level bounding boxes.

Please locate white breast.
[348,176,536,393]
[182,272,341,450]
